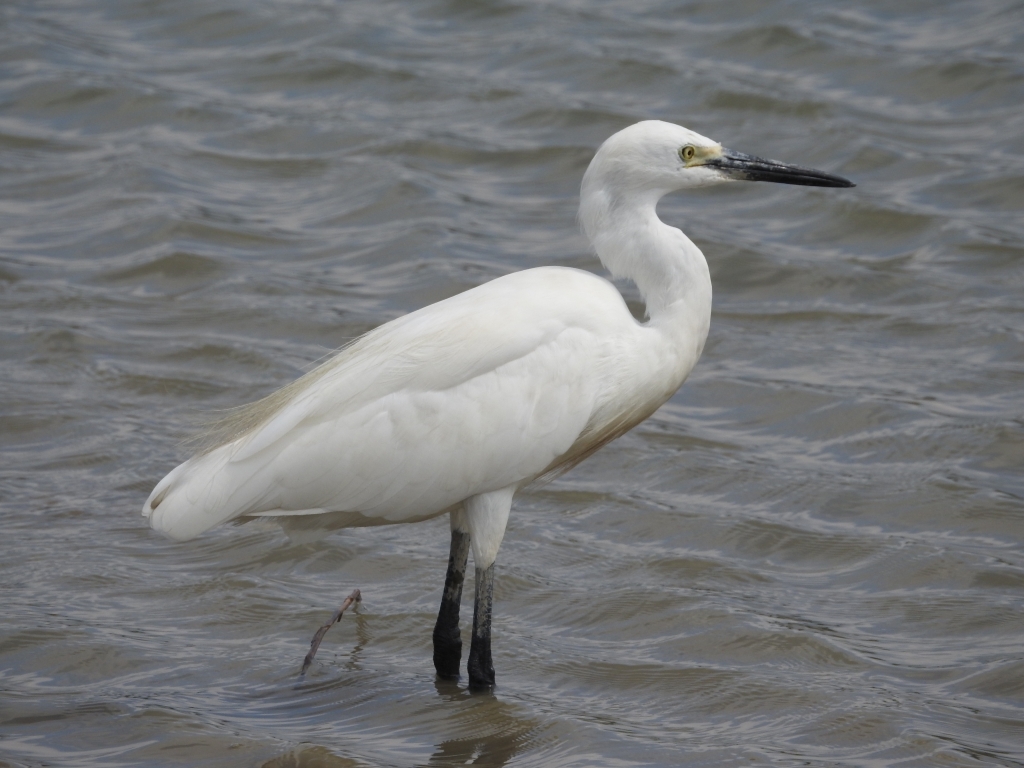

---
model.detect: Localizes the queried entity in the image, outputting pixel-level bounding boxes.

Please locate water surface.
[2,1,1023,766]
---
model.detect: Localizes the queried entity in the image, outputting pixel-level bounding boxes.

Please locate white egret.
[143,120,853,690]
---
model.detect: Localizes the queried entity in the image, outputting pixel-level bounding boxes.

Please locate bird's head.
[583,120,854,199]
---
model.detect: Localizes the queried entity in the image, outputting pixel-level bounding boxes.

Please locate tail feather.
[142,445,242,541]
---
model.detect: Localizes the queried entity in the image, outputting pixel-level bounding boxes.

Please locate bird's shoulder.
[406,266,631,333]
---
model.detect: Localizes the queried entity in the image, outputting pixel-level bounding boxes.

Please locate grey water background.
[2,0,1023,765]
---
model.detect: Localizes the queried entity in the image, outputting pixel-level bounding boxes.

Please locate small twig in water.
[299,589,361,678]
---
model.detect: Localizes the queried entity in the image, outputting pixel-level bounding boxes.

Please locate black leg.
[433,528,470,679]
[467,562,495,691]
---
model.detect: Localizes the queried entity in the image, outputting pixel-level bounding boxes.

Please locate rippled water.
[2,1,1023,766]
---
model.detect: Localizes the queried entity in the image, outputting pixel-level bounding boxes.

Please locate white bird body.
[146,262,708,544]
[143,120,851,689]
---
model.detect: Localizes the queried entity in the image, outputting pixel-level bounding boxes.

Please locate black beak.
[705,148,855,188]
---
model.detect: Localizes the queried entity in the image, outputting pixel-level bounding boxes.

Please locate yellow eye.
[679,145,696,162]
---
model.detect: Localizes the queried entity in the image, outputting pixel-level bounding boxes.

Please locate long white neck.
[579,177,712,334]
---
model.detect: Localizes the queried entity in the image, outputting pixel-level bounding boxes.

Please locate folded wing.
[144,268,633,541]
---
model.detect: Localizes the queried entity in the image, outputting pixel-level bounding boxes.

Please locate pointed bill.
[704,148,855,188]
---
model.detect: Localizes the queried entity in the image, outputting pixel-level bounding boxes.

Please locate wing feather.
[144,268,643,541]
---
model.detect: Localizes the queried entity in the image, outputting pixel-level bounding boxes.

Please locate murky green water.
[2,1,1023,766]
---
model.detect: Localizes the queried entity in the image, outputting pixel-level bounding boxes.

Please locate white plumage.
[143,120,851,689]
[145,265,695,543]
[144,122,716,548]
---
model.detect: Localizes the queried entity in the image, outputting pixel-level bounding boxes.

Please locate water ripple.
[2,0,1023,766]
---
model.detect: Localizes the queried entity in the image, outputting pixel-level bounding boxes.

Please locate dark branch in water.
[299,589,362,678]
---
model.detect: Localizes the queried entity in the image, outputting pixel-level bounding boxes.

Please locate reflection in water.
[1,0,1022,765]
[263,745,363,768]
[264,678,542,768]
[424,722,536,768]
[423,680,540,768]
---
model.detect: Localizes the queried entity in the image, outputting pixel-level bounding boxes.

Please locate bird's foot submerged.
[433,625,463,680]
[433,527,470,680]
[467,563,496,692]
[467,641,495,691]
